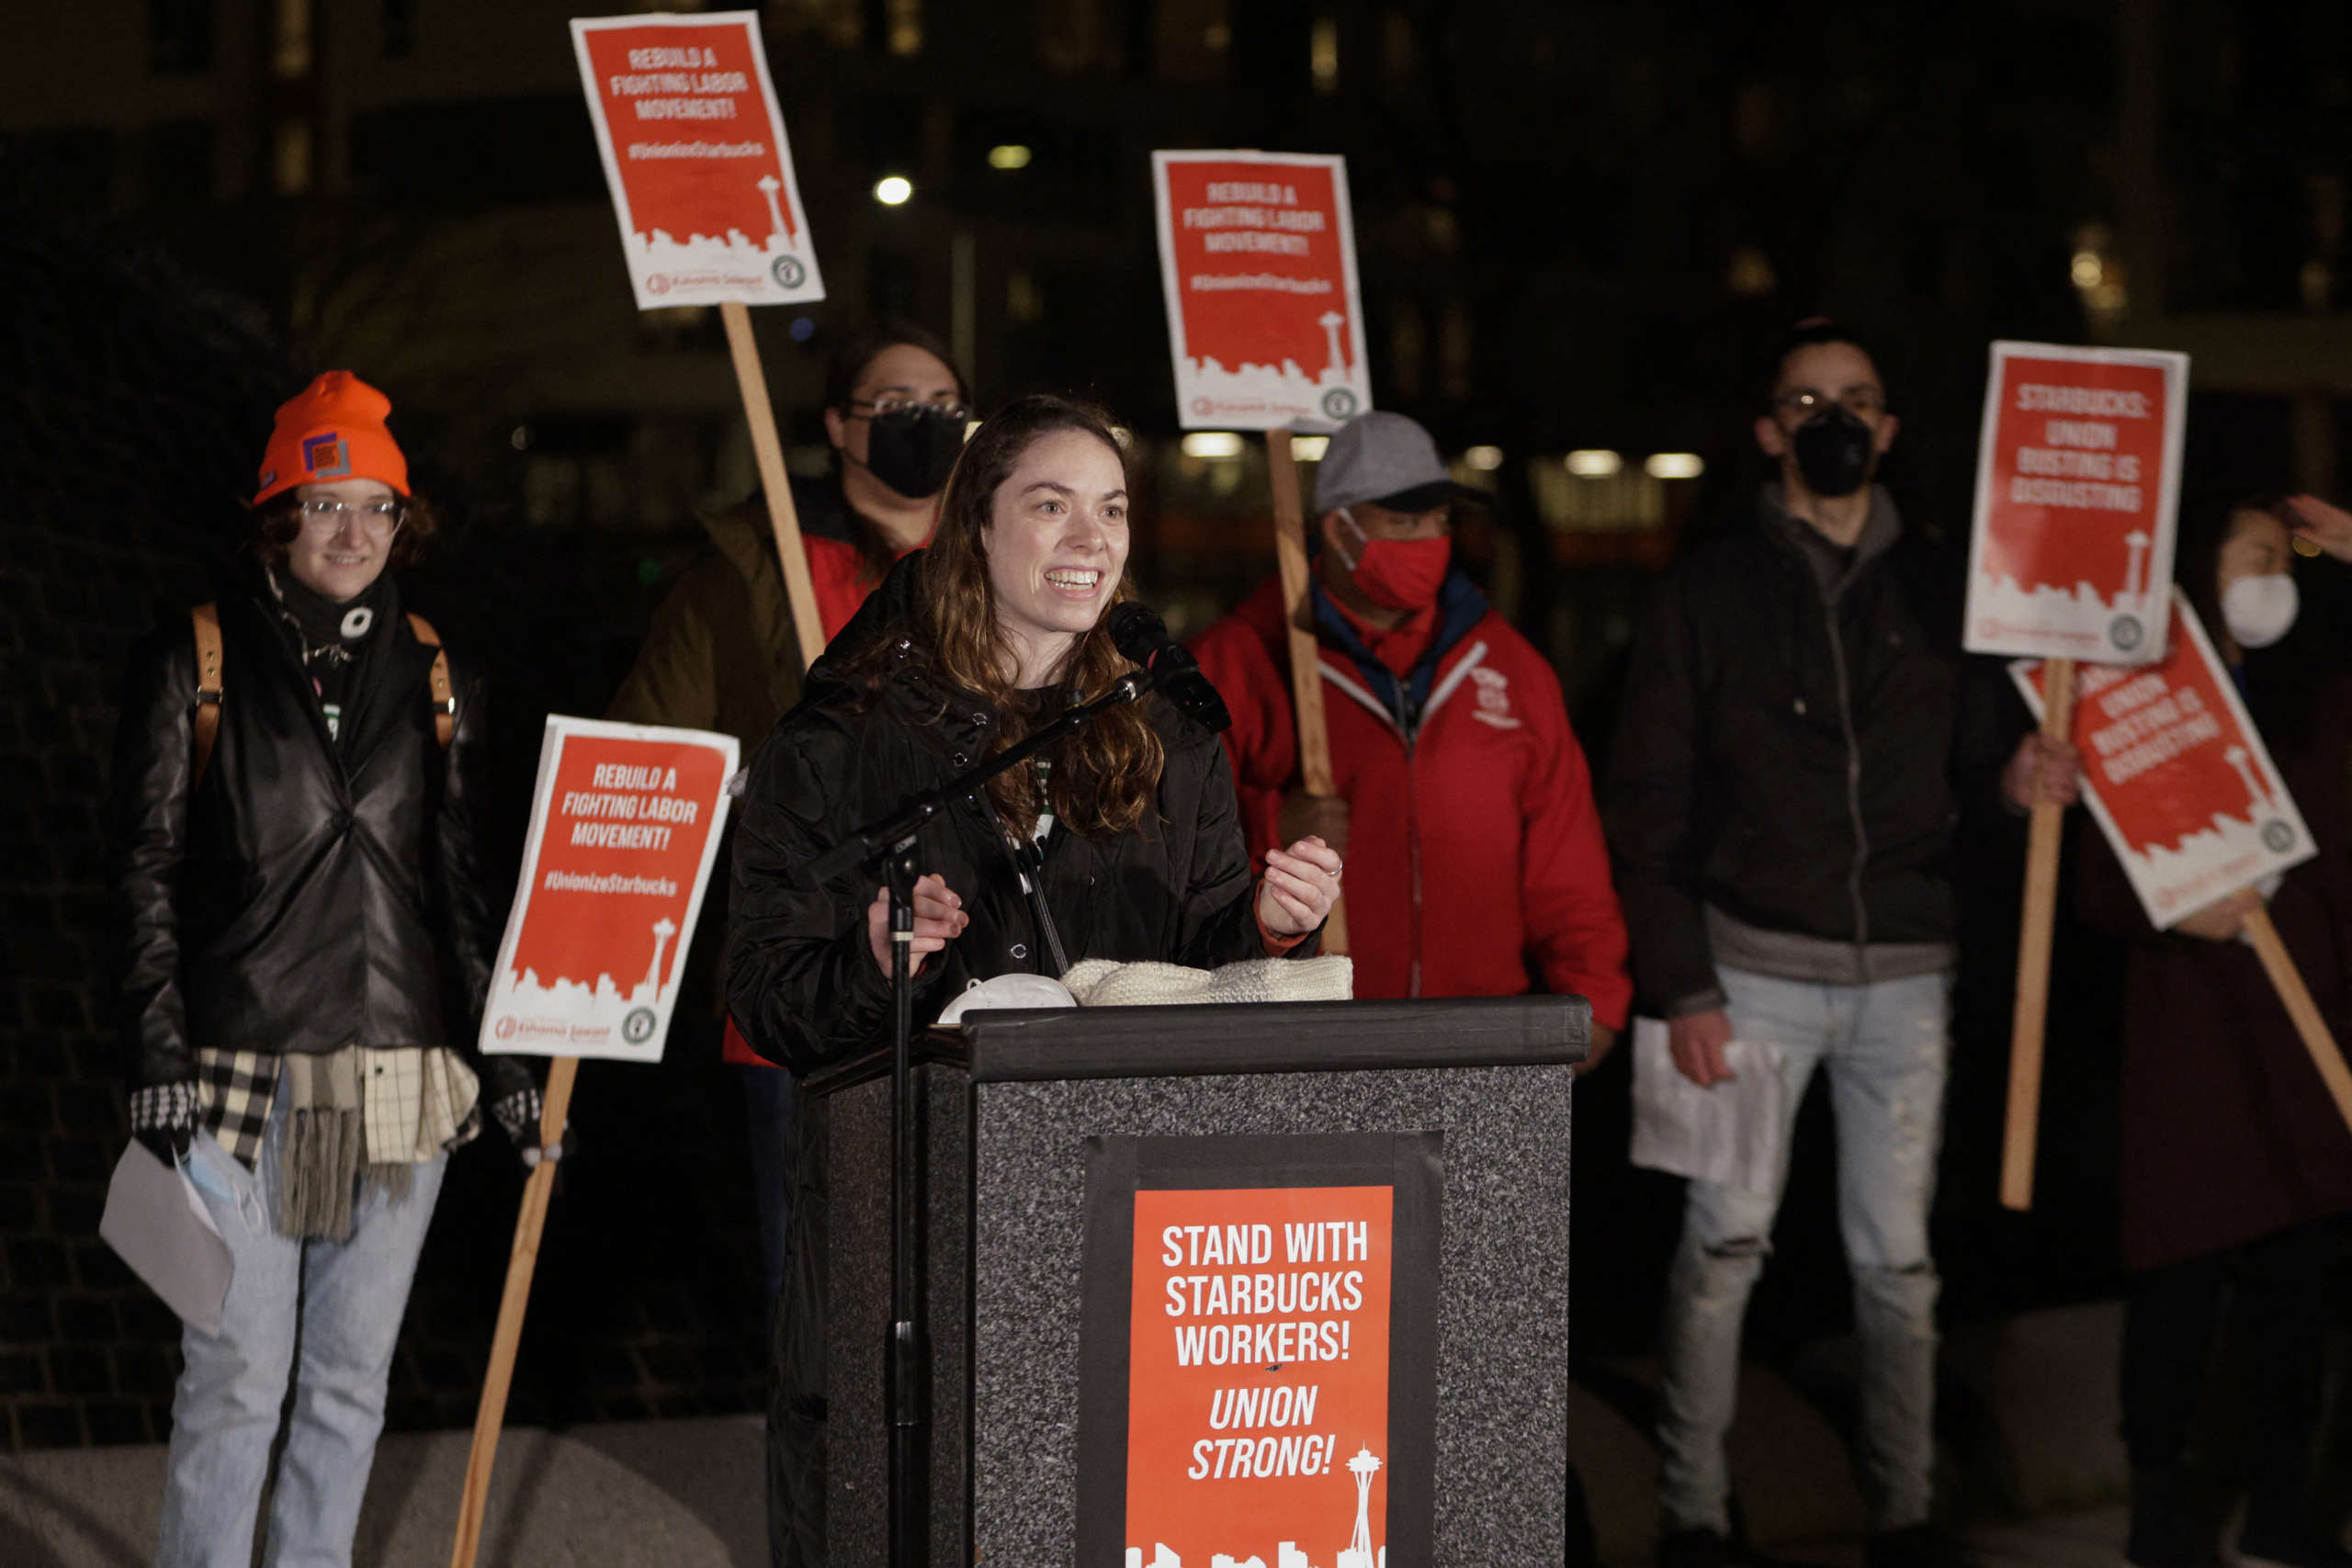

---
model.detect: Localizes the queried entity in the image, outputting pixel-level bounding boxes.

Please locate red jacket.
[1190,573,1631,1028]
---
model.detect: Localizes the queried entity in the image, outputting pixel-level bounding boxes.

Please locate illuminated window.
[272,0,312,78]
[886,0,922,55]
[1310,16,1339,93]
[1007,271,1044,323]
[1533,460,1666,533]
[273,119,312,195]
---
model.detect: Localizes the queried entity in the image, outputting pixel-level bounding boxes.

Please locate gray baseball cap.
[1311,411,1485,517]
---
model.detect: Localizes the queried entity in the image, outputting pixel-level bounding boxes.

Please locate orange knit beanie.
[254,371,410,504]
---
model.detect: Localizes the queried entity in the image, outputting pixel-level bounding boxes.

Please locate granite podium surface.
[803,996,1588,1565]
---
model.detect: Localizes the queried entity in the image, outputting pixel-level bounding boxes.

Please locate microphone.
[1107,601,1232,733]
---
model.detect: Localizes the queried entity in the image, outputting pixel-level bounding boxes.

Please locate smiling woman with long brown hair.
[724,394,1340,1561]
[727,393,1340,1069]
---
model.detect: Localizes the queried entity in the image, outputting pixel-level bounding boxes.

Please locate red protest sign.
[2011,592,2314,928]
[1153,152,1371,433]
[1124,1186,1393,1568]
[1963,341,2188,661]
[482,717,737,1062]
[571,11,824,310]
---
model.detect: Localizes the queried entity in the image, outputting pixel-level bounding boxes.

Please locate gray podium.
[803,996,1588,1565]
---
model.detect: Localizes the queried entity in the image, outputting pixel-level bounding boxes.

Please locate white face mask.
[2221,571,2299,649]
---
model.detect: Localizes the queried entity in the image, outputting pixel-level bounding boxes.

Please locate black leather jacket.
[107,570,527,1099]
[727,555,1297,1075]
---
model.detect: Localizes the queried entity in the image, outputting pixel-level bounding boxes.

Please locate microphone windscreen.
[1107,600,1166,666]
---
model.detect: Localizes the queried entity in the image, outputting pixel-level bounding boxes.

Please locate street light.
[1644,453,1705,479]
[1181,432,1245,459]
[874,175,913,206]
[1566,449,1623,478]
[988,145,1032,171]
[1464,445,1505,471]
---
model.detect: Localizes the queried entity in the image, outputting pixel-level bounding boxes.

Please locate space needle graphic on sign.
[1123,1444,1385,1568]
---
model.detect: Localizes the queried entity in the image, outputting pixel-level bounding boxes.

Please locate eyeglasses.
[1774,387,1887,419]
[846,396,973,423]
[295,497,405,540]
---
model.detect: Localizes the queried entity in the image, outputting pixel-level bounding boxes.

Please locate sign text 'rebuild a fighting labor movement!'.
[571,10,825,310]
[1152,151,1372,434]
[481,716,736,1063]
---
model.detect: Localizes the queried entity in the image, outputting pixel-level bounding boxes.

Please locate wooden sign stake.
[1267,431,1348,955]
[2000,656,2075,1212]
[721,300,828,672]
[449,1055,581,1568]
[2242,906,2352,1138]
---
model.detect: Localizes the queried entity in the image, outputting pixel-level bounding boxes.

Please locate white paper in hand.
[1629,1018,1786,1195]
[100,1142,232,1336]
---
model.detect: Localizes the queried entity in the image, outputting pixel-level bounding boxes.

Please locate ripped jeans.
[1656,964,1951,1536]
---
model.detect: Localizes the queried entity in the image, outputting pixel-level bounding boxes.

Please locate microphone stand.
[807,670,1149,1566]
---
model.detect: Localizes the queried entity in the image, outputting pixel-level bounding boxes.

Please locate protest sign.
[1964,341,2188,662]
[571,10,822,310]
[572,10,828,668]
[455,714,735,1568]
[2009,592,2314,929]
[482,716,737,1064]
[1973,339,2189,1207]
[1078,1135,1438,1568]
[1153,151,1371,433]
[1154,151,1368,945]
[1124,1186,1394,1567]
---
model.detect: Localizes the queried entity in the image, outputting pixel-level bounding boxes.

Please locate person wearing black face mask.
[604,319,968,1563]
[1608,321,2063,1568]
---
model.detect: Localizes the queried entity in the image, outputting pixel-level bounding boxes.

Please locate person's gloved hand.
[129,1081,201,1165]
[490,1087,576,1171]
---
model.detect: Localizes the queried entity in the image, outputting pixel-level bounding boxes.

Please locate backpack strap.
[191,604,224,785]
[407,613,456,749]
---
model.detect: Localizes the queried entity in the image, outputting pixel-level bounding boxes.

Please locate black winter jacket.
[1606,487,2012,1013]
[727,555,1293,1073]
[107,570,527,1099]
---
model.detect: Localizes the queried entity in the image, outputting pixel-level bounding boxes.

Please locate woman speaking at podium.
[727,392,1340,1069]
[726,394,1340,1562]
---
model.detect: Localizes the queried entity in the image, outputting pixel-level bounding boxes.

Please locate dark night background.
[3,0,2350,1484]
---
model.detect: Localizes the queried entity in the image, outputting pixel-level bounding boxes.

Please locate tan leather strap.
[191,604,224,785]
[408,612,456,749]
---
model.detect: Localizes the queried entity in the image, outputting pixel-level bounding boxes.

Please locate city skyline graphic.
[1125,1445,1385,1568]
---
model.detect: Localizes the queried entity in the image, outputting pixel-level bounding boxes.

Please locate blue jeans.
[155,1085,447,1568]
[1656,965,1950,1536]
[739,1064,794,1332]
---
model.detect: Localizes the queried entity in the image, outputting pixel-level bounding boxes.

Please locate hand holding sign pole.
[1153,150,1371,953]
[2009,595,2352,1152]
[450,717,737,1568]
[1962,340,2188,1209]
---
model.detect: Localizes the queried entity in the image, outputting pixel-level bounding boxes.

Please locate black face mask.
[857,405,967,501]
[1791,405,1877,498]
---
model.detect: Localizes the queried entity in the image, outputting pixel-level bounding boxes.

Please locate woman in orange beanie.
[107,371,549,1568]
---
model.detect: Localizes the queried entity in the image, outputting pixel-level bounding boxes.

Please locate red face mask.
[1338,511,1451,611]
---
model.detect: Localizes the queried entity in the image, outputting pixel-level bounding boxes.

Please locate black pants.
[2120,1218,2344,1531]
